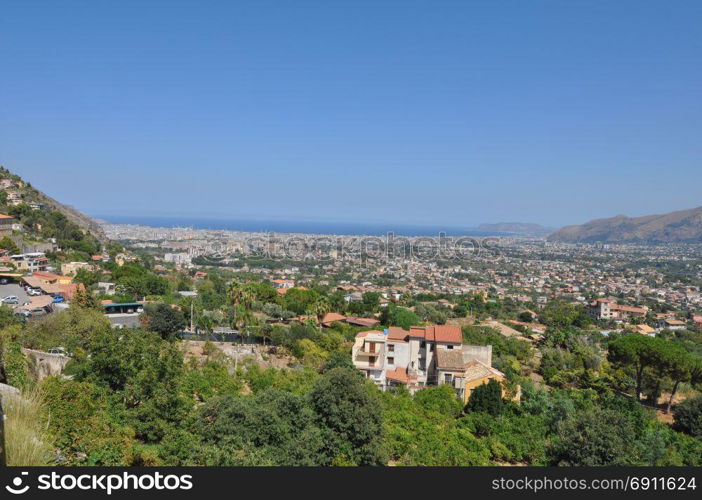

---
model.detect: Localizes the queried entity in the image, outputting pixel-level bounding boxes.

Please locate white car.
[27,289,42,296]
[2,295,19,305]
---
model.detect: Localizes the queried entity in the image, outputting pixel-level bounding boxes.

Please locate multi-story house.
[587,298,648,322]
[352,325,507,402]
[6,190,22,206]
[352,330,387,386]
[10,252,49,272]
[0,214,14,238]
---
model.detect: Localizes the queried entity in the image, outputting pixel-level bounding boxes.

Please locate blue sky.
[1,0,701,227]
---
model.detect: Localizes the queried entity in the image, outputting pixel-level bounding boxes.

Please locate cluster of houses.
[351,324,514,404]
[587,297,698,335]
[0,177,44,209]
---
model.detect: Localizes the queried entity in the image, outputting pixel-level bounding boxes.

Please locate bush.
[673,395,702,437]
[0,339,31,388]
[310,368,386,465]
[140,303,186,341]
[40,377,134,465]
[465,379,504,416]
[195,390,326,465]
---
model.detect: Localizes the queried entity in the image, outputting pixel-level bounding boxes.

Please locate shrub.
[465,379,504,416]
[673,395,702,437]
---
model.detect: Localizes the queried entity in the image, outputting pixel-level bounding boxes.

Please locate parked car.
[52,296,65,303]
[47,347,67,356]
[27,288,42,296]
[0,278,8,285]
[2,295,19,305]
[14,307,46,318]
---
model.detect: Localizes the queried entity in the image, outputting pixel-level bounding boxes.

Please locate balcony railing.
[356,345,385,358]
[354,359,385,370]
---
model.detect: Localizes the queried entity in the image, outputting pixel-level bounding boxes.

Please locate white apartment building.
[11,252,49,272]
[352,325,497,401]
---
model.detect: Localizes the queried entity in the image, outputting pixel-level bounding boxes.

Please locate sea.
[96,215,507,237]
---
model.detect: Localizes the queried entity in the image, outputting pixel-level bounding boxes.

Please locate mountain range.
[548,206,702,243]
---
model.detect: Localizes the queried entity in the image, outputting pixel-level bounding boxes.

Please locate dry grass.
[2,389,53,466]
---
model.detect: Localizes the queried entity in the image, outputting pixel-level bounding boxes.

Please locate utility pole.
[190,299,194,332]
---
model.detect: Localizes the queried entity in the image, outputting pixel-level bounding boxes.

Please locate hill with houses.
[0,165,104,256]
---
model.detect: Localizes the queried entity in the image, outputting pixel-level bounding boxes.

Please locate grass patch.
[2,388,53,465]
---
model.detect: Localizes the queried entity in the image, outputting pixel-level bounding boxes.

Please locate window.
[388,344,395,352]
[444,373,453,383]
[447,345,454,350]
[420,341,426,348]
[368,356,376,366]
[387,357,394,365]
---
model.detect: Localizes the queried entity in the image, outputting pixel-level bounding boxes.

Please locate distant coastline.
[96,215,508,237]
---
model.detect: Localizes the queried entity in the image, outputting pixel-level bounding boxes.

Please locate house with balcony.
[351,330,386,386]
[11,252,49,272]
[587,298,647,322]
[352,324,507,400]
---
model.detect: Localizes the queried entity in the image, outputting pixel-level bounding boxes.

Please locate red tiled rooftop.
[409,325,462,344]
[322,312,347,324]
[387,326,410,341]
[385,367,417,384]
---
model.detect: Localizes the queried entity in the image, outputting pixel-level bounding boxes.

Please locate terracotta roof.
[18,295,53,310]
[59,283,83,300]
[663,319,686,325]
[463,360,505,383]
[22,276,45,289]
[385,367,417,384]
[321,312,347,325]
[346,317,379,327]
[634,324,655,334]
[409,325,462,344]
[387,326,410,341]
[611,304,646,314]
[435,349,466,371]
[32,271,72,283]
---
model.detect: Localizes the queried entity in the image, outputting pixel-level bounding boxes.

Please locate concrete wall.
[386,342,409,371]
[462,344,492,366]
[21,348,71,381]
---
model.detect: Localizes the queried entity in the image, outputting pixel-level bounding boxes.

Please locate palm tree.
[227,280,256,344]
[227,280,255,309]
[308,298,331,327]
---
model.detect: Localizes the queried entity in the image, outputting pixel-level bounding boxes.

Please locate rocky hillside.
[0,165,105,245]
[548,206,702,243]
